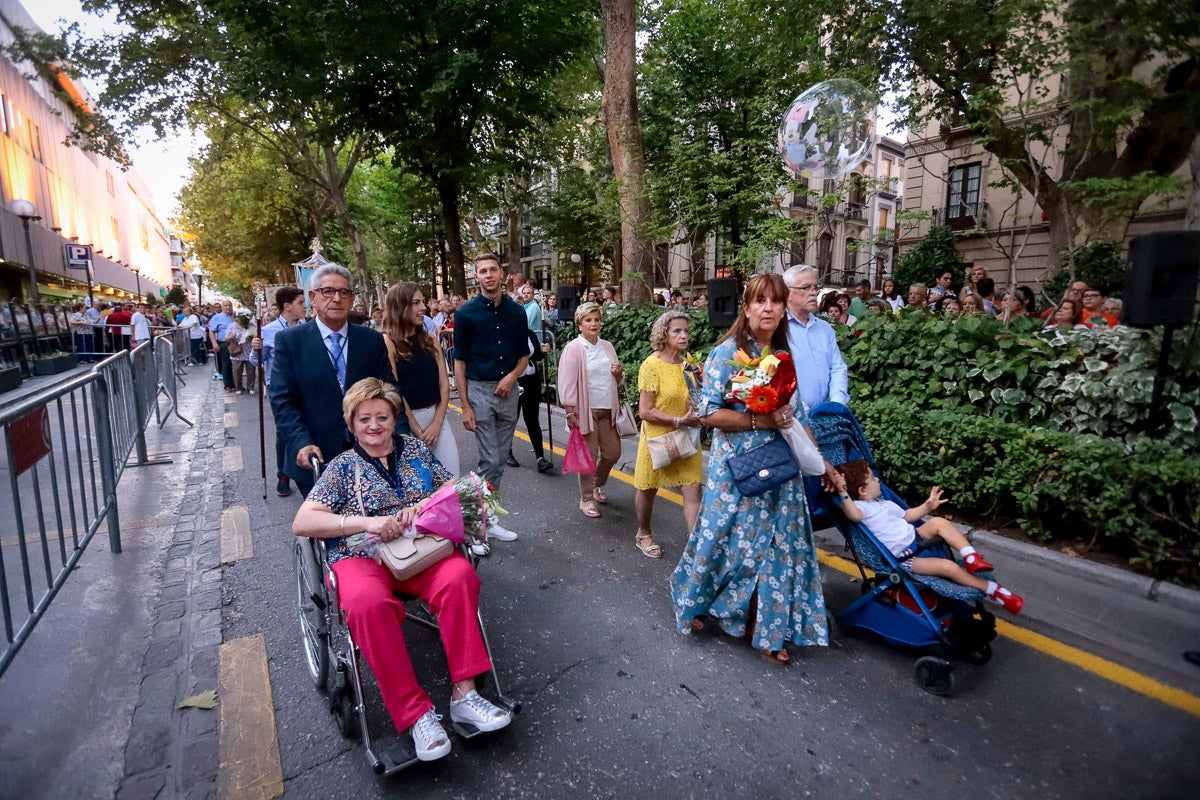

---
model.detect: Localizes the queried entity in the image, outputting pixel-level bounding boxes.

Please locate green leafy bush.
[892,225,962,292]
[855,398,1200,584]
[844,310,1200,451]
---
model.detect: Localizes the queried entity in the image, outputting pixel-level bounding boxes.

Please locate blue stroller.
[807,403,997,696]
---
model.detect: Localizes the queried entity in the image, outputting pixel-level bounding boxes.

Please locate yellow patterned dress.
[633,355,703,490]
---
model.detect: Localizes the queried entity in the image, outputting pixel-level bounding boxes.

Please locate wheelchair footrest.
[450,694,521,739]
[370,741,421,776]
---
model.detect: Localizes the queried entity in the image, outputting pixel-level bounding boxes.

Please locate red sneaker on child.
[992,587,1024,615]
[963,552,994,574]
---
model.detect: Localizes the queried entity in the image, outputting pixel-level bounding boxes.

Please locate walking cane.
[543,327,555,458]
[254,284,267,499]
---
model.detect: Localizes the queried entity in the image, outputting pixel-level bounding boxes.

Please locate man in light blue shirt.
[519,283,543,333]
[783,264,849,413]
[207,299,236,391]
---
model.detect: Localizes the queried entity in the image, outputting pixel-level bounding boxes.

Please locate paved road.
[218,388,1198,800]
[2,368,1198,799]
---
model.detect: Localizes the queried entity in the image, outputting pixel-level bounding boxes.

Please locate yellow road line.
[220,506,253,564]
[450,401,1200,718]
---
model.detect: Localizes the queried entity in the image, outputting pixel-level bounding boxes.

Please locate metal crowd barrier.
[0,368,120,676]
[154,331,193,430]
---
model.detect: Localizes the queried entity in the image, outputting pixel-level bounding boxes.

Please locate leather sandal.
[761,648,790,665]
[635,533,663,559]
[592,486,608,504]
[579,500,601,518]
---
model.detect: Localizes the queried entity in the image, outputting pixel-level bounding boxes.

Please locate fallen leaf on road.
[178,690,219,710]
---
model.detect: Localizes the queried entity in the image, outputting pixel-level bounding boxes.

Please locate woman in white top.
[557,302,624,518]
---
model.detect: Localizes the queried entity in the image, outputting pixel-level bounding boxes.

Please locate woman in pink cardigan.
[557,302,625,518]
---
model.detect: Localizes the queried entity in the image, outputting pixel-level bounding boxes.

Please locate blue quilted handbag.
[727,436,799,497]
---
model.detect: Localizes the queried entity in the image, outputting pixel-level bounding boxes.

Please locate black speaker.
[707,278,740,329]
[1123,232,1200,328]
[556,285,579,322]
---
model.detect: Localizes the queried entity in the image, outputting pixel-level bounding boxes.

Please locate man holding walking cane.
[252,286,307,497]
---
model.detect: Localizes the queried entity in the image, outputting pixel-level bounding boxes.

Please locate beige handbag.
[354,460,453,581]
[643,422,698,469]
[615,402,639,439]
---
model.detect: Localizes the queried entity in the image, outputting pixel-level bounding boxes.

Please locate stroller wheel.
[914,656,955,696]
[962,644,993,666]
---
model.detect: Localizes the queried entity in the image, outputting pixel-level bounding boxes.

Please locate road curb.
[966,527,1200,614]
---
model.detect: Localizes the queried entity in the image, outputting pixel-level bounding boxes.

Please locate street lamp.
[132,266,142,301]
[10,199,41,302]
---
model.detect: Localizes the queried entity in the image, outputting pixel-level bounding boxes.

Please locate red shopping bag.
[562,428,596,475]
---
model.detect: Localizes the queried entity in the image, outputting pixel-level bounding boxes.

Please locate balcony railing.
[878,176,900,199]
[935,201,989,232]
[790,193,811,209]
[841,202,866,223]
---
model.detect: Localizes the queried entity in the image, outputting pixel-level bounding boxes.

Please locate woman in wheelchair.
[292,378,511,762]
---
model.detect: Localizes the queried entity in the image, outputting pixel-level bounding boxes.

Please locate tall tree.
[639,0,825,274]
[176,130,314,291]
[600,0,653,303]
[828,0,1200,276]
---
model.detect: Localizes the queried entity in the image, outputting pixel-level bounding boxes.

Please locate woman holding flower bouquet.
[557,301,625,518]
[632,310,703,558]
[292,378,510,762]
[670,273,829,665]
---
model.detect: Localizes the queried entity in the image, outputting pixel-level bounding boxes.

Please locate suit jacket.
[269,320,397,482]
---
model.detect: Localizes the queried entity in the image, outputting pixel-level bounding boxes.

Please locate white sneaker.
[410,708,451,761]
[449,690,512,732]
[488,522,519,541]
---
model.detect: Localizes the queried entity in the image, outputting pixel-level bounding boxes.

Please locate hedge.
[855,398,1200,585]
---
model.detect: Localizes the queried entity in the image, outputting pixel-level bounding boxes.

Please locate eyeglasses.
[789,284,819,293]
[314,287,353,299]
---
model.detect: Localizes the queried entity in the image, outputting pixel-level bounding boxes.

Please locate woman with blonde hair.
[381,282,459,474]
[632,310,703,558]
[557,302,624,518]
[293,378,510,761]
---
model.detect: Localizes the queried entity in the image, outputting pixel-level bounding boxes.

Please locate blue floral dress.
[308,435,452,565]
[669,338,829,652]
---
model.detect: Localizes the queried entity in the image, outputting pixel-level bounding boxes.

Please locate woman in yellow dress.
[633,310,703,558]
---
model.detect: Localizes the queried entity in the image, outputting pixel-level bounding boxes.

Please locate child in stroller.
[832,459,1024,615]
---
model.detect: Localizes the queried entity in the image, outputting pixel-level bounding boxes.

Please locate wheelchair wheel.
[330,660,360,739]
[294,539,329,691]
[914,656,955,697]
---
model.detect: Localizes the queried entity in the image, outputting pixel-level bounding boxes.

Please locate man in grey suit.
[270,263,397,496]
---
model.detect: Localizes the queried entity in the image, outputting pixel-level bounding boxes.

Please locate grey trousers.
[467,380,520,489]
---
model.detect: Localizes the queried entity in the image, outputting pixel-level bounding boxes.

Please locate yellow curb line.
[450,401,1200,718]
[218,634,284,800]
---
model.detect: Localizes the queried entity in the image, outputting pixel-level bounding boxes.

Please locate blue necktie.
[327,331,346,390]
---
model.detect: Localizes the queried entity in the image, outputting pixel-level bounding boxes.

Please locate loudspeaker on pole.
[707,278,739,329]
[556,285,579,322]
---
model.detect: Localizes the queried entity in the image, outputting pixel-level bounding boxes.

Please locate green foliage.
[176,129,314,291]
[1047,241,1126,297]
[892,226,961,292]
[164,286,188,306]
[855,398,1200,584]
[639,0,827,265]
[843,311,1200,451]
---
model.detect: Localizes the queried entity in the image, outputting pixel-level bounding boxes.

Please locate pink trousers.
[331,552,492,731]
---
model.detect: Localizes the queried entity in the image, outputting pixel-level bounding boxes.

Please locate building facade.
[0,0,172,304]
[899,118,1188,290]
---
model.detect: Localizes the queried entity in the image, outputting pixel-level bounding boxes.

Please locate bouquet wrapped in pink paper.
[345,472,507,555]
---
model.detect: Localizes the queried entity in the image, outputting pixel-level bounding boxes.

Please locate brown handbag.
[354,460,453,581]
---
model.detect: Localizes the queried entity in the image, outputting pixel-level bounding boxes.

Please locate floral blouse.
[308,434,452,564]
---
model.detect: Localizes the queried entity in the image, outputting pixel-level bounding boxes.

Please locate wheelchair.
[294,457,520,775]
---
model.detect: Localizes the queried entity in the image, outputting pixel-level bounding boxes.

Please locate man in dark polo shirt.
[453,252,529,541]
